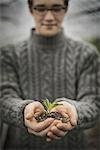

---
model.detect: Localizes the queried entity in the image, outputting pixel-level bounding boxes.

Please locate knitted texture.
[0,28,100,150]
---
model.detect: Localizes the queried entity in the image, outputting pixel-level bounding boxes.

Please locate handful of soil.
[35,99,70,123]
[35,111,70,123]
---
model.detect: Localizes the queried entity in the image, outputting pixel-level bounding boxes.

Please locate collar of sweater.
[30,28,66,51]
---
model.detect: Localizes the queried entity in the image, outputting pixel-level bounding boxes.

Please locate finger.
[67,107,78,126]
[46,138,52,142]
[26,108,44,120]
[47,131,61,140]
[50,119,61,126]
[34,111,44,118]
[58,102,78,126]
[27,128,34,134]
[25,110,34,120]
[27,125,51,137]
[56,121,74,131]
[49,126,66,138]
[25,118,52,132]
[50,105,77,127]
[25,102,44,120]
[25,116,35,129]
[61,112,69,118]
[27,128,41,136]
[31,118,54,132]
[60,112,70,123]
[25,113,34,120]
[28,126,68,139]
[38,125,51,137]
[35,124,52,137]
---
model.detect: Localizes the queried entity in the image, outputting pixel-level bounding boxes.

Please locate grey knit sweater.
[0,28,100,150]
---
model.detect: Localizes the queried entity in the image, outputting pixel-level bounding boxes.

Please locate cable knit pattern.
[0,28,100,150]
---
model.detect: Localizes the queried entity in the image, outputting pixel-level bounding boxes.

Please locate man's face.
[31,0,67,37]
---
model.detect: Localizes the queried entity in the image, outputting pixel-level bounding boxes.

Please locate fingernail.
[46,138,51,142]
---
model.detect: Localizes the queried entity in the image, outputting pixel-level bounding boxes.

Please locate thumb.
[24,103,36,120]
[68,108,78,126]
[24,102,45,120]
[25,111,34,120]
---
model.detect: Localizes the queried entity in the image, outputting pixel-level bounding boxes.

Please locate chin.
[41,29,58,37]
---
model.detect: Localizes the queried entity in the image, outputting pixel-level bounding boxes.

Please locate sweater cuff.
[55,97,97,129]
[18,99,34,128]
[0,99,34,129]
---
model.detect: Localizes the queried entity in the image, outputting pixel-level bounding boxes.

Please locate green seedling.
[42,98,62,113]
[35,98,70,123]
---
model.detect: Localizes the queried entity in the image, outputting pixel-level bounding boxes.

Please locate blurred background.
[0,0,100,149]
[0,0,100,46]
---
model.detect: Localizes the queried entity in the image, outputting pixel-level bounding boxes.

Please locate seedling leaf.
[42,99,62,112]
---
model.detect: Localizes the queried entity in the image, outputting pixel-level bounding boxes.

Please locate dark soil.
[35,112,70,123]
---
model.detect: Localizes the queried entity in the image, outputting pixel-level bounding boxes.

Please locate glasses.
[33,5,67,16]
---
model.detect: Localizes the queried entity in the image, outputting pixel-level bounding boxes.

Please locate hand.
[46,100,78,141]
[46,119,68,142]
[24,101,54,137]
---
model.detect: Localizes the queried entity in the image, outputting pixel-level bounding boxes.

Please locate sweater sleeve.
[56,45,100,129]
[70,45,100,129]
[0,45,33,128]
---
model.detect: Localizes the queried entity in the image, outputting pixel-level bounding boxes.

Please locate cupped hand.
[24,101,54,137]
[46,100,78,141]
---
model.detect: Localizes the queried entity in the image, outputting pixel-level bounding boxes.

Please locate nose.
[44,10,55,21]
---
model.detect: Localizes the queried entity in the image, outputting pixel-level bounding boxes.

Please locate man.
[0,0,100,149]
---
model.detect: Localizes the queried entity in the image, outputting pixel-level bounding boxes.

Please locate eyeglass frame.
[32,5,67,16]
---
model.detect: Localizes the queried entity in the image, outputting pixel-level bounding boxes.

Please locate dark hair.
[27,0,69,13]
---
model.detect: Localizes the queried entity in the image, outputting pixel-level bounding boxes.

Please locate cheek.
[60,15,65,22]
[33,15,42,25]
[56,15,65,25]
[56,20,63,27]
